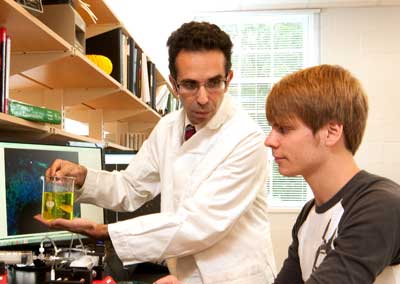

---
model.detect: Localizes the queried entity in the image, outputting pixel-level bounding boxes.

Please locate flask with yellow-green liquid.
[41,176,75,220]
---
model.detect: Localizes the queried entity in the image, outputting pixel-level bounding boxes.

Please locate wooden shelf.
[0,0,70,53]
[0,112,49,133]
[75,0,122,38]
[0,113,125,150]
[65,89,161,124]
[12,51,120,89]
[83,90,160,122]
[104,142,132,151]
[49,127,104,145]
[1,0,161,149]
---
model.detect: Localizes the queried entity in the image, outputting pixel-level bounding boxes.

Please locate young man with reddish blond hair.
[265,64,400,284]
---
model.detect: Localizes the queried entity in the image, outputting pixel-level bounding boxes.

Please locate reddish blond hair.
[266,64,368,155]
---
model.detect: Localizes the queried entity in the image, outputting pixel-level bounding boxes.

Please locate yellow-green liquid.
[42,191,74,220]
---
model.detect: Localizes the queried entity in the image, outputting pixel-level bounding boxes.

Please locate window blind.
[196,11,319,207]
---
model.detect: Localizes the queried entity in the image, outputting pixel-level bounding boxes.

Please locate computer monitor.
[0,141,104,248]
[104,148,137,172]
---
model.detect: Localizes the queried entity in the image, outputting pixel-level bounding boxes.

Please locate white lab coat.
[77,95,276,284]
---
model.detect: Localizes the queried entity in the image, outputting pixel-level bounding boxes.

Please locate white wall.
[321,6,400,184]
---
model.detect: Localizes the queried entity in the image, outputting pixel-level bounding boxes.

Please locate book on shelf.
[86,28,123,84]
[121,32,129,89]
[0,26,4,113]
[4,36,10,114]
[135,47,143,98]
[0,26,10,114]
[147,60,157,110]
[127,37,138,96]
[8,99,62,124]
[140,52,151,105]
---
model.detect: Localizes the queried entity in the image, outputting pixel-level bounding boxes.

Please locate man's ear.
[227,70,234,82]
[324,121,344,147]
[224,70,234,92]
[226,70,234,84]
[169,75,179,98]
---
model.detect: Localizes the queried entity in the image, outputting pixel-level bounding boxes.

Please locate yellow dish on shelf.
[86,54,113,75]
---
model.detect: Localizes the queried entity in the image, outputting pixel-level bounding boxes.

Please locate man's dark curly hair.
[167,21,233,79]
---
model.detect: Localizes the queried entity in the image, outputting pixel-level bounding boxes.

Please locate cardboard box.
[35,3,86,53]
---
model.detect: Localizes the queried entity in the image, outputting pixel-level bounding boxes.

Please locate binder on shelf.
[8,99,62,124]
[127,37,138,96]
[147,60,157,110]
[86,28,123,84]
[135,47,143,98]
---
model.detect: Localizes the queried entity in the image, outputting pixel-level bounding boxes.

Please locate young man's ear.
[324,121,344,147]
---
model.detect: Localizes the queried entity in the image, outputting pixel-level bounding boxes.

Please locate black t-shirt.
[274,170,400,284]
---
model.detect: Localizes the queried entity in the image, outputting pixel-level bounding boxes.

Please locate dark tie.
[184,124,196,141]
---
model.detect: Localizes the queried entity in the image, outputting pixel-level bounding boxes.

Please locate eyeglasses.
[174,77,228,96]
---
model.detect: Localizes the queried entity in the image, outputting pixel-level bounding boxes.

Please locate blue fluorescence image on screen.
[4,148,79,236]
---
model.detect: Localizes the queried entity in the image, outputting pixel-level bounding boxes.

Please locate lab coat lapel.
[172,95,236,205]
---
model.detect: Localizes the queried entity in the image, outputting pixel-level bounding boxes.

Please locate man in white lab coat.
[36,21,275,284]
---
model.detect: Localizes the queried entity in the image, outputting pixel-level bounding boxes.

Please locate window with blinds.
[196,11,319,207]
